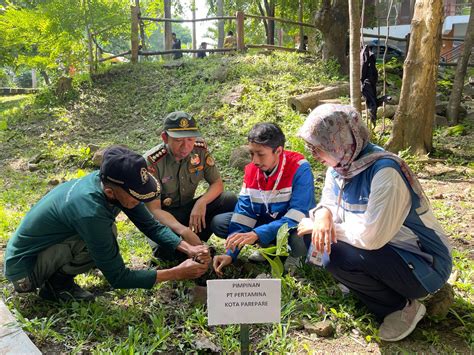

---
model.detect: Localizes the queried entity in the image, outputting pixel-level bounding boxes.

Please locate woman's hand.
[311,208,337,254]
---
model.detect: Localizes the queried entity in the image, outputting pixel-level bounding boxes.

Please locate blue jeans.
[325,241,429,320]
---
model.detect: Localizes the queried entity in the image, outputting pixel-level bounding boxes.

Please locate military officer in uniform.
[144,111,237,253]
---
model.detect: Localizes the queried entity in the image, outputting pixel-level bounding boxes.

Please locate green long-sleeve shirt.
[4,171,182,289]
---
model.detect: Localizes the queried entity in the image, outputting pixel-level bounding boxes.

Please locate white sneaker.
[248,250,266,262]
[379,300,426,342]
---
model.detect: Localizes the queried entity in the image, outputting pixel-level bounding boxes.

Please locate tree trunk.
[217,0,224,48]
[163,0,172,60]
[385,0,443,155]
[264,0,275,45]
[192,1,197,57]
[41,71,51,86]
[349,0,361,112]
[314,0,349,74]
[446,5,474,124]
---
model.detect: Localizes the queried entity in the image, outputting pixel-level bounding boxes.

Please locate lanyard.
[256,153,286,217]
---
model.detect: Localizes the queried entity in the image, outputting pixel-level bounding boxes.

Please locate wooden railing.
[130,9,317,62]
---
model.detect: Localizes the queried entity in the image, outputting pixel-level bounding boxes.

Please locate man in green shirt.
[4,146,209,302]
[144,111,237,252]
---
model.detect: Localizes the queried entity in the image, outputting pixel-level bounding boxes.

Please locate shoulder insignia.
[193,139,208,150]
[147,146,168,164]
[205,153,215,167]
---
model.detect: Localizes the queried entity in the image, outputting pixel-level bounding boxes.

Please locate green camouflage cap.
[163,111,201,138]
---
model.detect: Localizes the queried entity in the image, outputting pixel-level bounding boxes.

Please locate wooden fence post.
[192,0,197,57]
[236,11,245,51]
[131,5,139,63]
[298,0,304,51]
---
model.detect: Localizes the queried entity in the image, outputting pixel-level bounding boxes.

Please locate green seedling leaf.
[260,252,284,278]
[276,223,290,256]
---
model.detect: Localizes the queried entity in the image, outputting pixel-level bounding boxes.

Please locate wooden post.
[349,0,362,112]
[278,28,283,47]
[217,0,224,48]
[192,0,197,57]
[164,0,172,60]
[87,25,95,72]
[298,0,304,51]
[131,5,139,63]
[136,0,146,52]
[236,11,245,51]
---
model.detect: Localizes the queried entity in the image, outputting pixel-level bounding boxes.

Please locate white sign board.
[207,279,281,326]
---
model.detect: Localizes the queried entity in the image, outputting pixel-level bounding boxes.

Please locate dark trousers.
[211,212,310,257]
[325,241,429,320]
[165,191,238,242]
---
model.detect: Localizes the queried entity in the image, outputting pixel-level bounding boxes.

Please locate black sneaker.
[39,280,95,302]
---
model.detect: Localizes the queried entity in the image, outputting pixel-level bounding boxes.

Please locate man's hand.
[309,208,337,254]
[189,198,207,233]
[180,227,202,246]
[225,231,259,251]
[173,259,209,280]
[213,255,232,277]
[187,244,211,265]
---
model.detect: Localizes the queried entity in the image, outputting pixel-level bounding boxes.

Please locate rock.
[435,102,448,116]
[221,84,244,105]
[194,336,221,352]
[48,179,60,186]
[425,283,454,319]
[87,144,100,154]
[28,163,39,172]
[190,285,207,306]
[256,273,271,279]
[212,65,229,83]
[92,148,106,167]
[302,320,335,337]
[29,153,45,164]
[387,95,399,105]
[433,193,444,199]
[229,145,251,170]
[463,83,474,97]
[377,104,397,119]
[435,115,448,127]
[163,62,184,69]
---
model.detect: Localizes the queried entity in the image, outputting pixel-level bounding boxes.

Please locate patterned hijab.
[298,104,429,212]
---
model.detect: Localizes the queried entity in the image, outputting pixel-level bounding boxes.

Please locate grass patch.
[0,52,472,352]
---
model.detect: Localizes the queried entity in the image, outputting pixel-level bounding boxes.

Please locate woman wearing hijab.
[297,104,452,342]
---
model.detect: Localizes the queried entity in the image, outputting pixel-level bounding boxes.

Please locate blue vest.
[330,144,452,293]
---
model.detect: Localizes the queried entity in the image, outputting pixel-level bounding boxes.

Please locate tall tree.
[386,0,444,155]
[314,0,349,73]
[257,0,275,45]
[349,0,361,111]
[446,4,474,124]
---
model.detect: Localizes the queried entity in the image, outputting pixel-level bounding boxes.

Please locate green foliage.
[0,52,472,353]
[446,124,466,137]
[397,147,423,173]
[255,223,290,278]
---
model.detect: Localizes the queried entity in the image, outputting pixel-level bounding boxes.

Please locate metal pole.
[240,324,250,355]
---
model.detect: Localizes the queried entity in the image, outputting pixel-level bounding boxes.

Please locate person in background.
[297,104,452,342]
[197,42,207,59]
[4,146,210,302]
[212,123,316,275]
[172,32,183,60]
[223,30,236,49]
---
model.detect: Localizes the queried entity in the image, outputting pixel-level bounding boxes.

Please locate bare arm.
[189,178,224,233]
[146,199,202,245]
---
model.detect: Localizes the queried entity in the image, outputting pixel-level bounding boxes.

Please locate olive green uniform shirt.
[144,139,220,209]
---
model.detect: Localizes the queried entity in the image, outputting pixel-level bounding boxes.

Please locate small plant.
[253,223,289,278]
